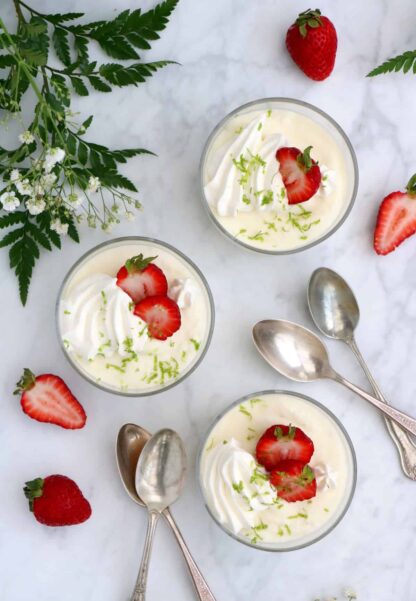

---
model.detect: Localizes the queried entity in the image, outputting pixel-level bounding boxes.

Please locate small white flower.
[10,169,20,182]
[44,147,65,172]
[50,218,68,235]
[87,176,101,193]
[111,203,119,213]
[18,130,35,145]
[134,200,142,210]
[32,183,45,197]
[1,190,20,212]
[101,221,114,233]
[343,588,357,600]
[40,173,57,189]
[26,197,46,216]
[15,179,33,196]
[87,215,96,228]
[125,211,135,221]
[67,192,83,208]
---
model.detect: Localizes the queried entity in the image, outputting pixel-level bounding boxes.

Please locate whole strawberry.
[24,475,92,526]
[374,174,416,255]
[286,9,337,81]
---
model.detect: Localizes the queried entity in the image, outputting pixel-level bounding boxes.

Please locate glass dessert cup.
[198,390,356,551]
[56,237,215,397]
[200,97,358,254]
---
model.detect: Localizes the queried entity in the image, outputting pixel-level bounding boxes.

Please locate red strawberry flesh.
[255,424,314,471]
[276,146,321,204]
[24,475,92,526]
[374,175,416,255]
[270,460,317,502]
[15,369,86,430]
[134,295,181,340]
[116,254,168,303]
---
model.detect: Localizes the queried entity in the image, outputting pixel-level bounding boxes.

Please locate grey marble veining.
[1,0,416,599]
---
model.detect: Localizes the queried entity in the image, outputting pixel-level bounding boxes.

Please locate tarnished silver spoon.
[252,319,416,437]
[117,424,216,601]
[308,267,416,480]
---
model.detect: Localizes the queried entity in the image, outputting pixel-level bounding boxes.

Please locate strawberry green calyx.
[297,146,316,171]
[274,425,297,440]
[125,254,158,273]
[299,465,315,485]
[406,174,416,195]
[24,477,44,511]
[295,8,323,38]
[14,368,36,395]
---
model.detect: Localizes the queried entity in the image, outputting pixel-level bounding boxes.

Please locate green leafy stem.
[367,50,416,77]
[0,0,179,304]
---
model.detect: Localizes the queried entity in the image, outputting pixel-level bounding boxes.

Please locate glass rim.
[197,389,357,552]
[55,236,215,397]
[199,97,359,255]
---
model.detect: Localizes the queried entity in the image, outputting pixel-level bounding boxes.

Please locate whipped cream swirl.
[202,439,276,533]
[61,274,149,360]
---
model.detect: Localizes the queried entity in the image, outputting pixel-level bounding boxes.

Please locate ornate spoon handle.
[348,337,416,480]
[162,508,217,601]
[131,510,160,601]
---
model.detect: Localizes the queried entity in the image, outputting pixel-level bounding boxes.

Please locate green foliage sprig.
[367,50,416,77]
[0,0,178,304]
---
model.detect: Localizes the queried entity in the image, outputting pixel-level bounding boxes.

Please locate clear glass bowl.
[198,390,357,551]
[200,98,359,254]
[56,237,215,397]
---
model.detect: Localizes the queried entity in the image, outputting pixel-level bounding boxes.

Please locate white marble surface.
[1,0,416,599]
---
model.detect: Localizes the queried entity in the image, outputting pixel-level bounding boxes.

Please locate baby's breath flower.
[15,179,33,196]
[40,173,57,189]
[18,130,35,145]
[32,183,45,197]
[125,211,135,221]
[67,191,83,207]
[87,175,101,193]
[101,221,114,233]
[111,203,119,213]
[1,190,20,212]
[134,200,142,210]
[87,215,97,228]
[50,218,68,235]
[343,588,357,600]
[26,197,46,215]
[44,147,65,172]
[10,168,20,182]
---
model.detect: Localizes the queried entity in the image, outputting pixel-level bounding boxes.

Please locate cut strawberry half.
[374,175,416,255]
[276,146,321,204]
[15,369,86,429]
[255,424,314,471]
[270,460,317,502]
[134,295,181,340]
[116,254,168,303]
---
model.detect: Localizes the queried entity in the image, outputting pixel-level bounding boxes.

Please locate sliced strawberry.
[374,175,416,255]
[24,475,92,526]
[15,369,86,429]
[270,460,317,503]
[276,146,321,204]
[255,424,314,471]
[116,254,168,303]
[134,295,181,340]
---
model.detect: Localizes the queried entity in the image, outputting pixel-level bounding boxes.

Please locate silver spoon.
[116,424,216,601]
[252,319,416,437]
[308,267,416,480]
[131,428,186,601]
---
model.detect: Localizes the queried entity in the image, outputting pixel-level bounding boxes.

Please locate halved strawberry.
[14,369,86,429]
[276,146,321,204]
[134,295,181,340]
[116,254,168,303]
[270,460,317,503]
[374,175,416,255]
[255,424,314,471]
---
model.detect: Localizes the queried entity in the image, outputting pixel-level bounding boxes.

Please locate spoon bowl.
[252,319,333,382]
[308,268,359,340]
[136,428,187,511]
[117,423,150,507]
